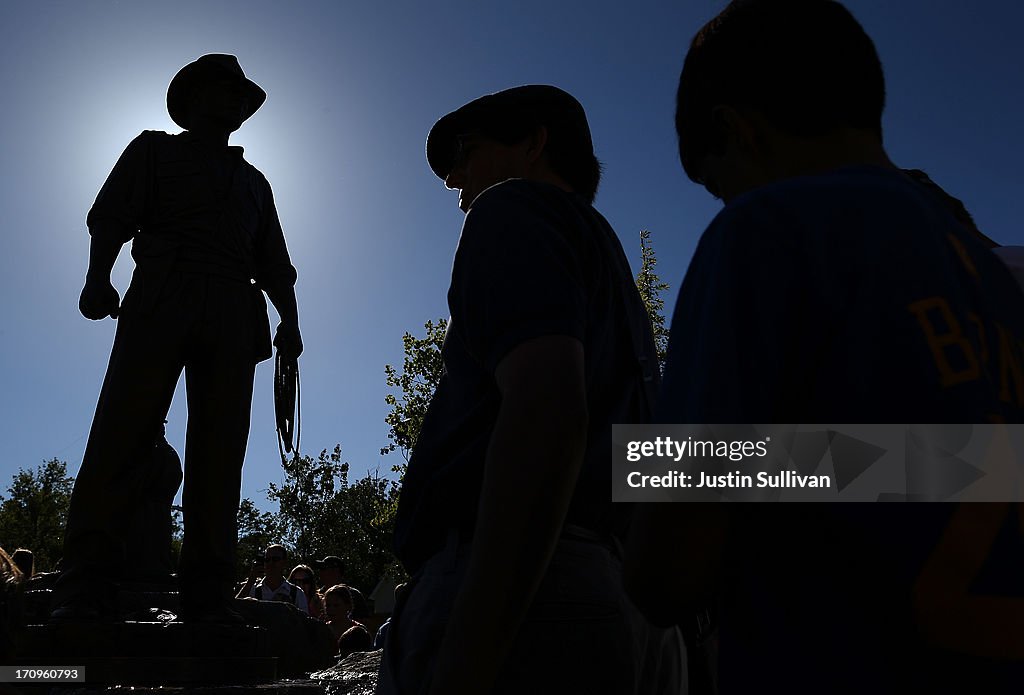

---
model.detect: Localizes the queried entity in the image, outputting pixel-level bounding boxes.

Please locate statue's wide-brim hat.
[426,84,593,181]
[166,54,266,130]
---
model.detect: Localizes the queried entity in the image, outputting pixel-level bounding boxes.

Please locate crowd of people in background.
[1,539,392,663]
[235,544,378,658]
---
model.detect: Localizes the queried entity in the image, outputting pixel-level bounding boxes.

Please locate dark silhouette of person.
[373,581,408,649]
[312,555,369,622]
[236,544,309,613]
[288,563,323,618]
[323,583,367,648]
[623,1,1024,693]
[10,549,33,579]
[122,426,183,582]
[337,624,373,659]
[378,85,683,695]
[51,54,302,624]
[1,547,25,661]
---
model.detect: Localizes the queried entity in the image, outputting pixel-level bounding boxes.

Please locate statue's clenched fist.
[79,277,120,320]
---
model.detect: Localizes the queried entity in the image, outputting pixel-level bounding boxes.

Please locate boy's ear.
[524,125,549,164]
[710,104,758,156]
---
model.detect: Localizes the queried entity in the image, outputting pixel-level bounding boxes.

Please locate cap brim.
[426,97,490,181]
[425,85,592,182]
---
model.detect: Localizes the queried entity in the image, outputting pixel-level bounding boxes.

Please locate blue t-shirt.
[659,166,1024,692]
[394,180,658,573]
[661,166,1024,425]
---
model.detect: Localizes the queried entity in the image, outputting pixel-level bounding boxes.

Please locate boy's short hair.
[338,624,373,656]
[676,0,886,184]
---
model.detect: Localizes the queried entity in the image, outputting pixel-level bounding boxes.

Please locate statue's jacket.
[87,130,297,362]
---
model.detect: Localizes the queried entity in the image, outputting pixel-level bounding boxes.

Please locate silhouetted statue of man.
[52,54,301,623]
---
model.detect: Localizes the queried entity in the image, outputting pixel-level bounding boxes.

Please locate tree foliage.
[0,458,74,572]
[382,318,448,472]
[635,229,671,371]
[3,448,402,592]
[340,467,403,586]
[234,497,283,579]
[267,447,350,563]
[258,446,403,592]
[171,505,183,567]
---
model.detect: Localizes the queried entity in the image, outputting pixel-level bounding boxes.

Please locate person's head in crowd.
[314,555,345,589]
[337,624,372,659]
[425,84,602,211]
[11,549,33,579]
[676,0,890,202]
[263,544,288,581]
[288,564,317,599]
[0,547,23,661]
[323,583,354,622]
[0,548,22,587]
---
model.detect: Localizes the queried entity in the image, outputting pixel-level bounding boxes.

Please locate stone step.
[14,597,337,679]
[20,621,269,659]
[22,587,183,623]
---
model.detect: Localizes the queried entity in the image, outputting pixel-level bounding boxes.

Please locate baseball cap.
[312,556,344,570]
[426,84,593,181]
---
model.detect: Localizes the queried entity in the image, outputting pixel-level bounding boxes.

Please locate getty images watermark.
[612,424,1024,502]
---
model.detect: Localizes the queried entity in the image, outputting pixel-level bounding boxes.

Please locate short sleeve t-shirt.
[660,166,1024,425]
[658,166,1024,691]
[394,179,658,573]
[250,578,309,614]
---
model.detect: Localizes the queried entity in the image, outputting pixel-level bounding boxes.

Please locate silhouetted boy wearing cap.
[380,85,682,695]
[624,1,1024,692]
[53,54,301,623]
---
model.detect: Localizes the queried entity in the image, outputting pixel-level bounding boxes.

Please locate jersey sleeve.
[448,181,587,373]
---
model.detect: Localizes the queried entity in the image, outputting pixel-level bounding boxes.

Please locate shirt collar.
[178,130,245,157]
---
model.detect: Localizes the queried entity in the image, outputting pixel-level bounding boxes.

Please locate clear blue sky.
[1,1,1022,511]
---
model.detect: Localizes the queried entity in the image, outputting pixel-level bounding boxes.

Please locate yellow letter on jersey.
[908,297,981,388]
